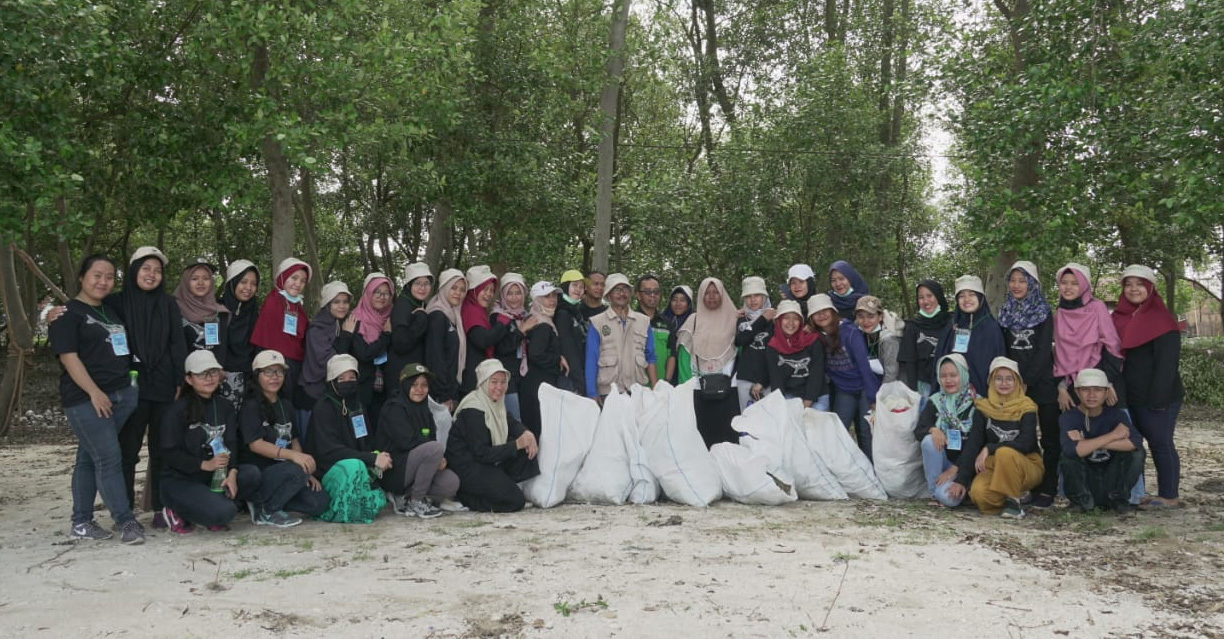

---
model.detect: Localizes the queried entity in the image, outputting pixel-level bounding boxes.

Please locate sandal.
[1141,498,1179,510]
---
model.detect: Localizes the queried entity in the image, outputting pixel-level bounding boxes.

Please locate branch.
[1180,276,1222,304]
[992,0,1012,20]
[14,248,69,303]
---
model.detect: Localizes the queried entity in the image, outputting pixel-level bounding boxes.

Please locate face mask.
[280,289,304,304]
[562,293,579,305]
[331,380,359,398]
[833,286,854,297]
[918,307,940,318]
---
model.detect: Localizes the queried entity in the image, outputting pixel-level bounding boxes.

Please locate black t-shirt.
[50,300,132,408]
[238,394,300,468]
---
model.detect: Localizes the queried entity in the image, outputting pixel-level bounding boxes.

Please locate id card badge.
[373,352,388,366]
[209,436,228,456]
[282,313,298,335]
[953,328,971,353]
[351,414,368,439]
[204,322,220,346]
[109,330,131,357]
[946,428,963,451]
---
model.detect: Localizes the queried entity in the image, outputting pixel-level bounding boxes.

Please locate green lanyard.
[91,304,115,325]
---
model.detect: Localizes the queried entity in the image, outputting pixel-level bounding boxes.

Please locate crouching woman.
[377,364,461,518]
[963,357,1044,519]
[1059,368,1145,513]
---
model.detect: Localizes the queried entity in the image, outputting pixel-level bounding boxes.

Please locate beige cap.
[775,299,803,319]
[465,265,496,290]
[1009,260,1039,283]
[275,257,312,281]
[741,276,768,298]
[474,358,509,389]
[362,272,392,292]
[130,246,168,267]
[1074,368,1112,388]
[251,350,286,372]
[807,293,836,318]
[1059,262,1091,284]
[319,281,352,311]
[1121,264,1157,286]
[402,261,433,285]
[988,356,1022,381]
[955,275,985,296]
[854,295,883,315]
[325,354,359,382]
[185,350,223,375]
[225,259,258,284]
[604,273,632,294]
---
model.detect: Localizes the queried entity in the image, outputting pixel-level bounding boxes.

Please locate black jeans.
[1131,402,1181,499]
[160,467,259,527]
[244,462,331,516]
[454,451,540,513]
[1035,401,1061,497]
[1060,448,1145,511]
[118,399,170,511]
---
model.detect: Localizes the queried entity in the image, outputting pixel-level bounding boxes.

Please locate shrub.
[1180,339,1224,408]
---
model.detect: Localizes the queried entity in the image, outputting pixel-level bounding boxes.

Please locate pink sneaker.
[161,507,194,534]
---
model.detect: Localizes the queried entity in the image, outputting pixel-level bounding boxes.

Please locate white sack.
[710,443,798,506]
[800,409,888,500]
[569,385,636,505]
[734,391,846,500]
[520,384,601,508]
[640,380,723,507]
[872,381,929,499]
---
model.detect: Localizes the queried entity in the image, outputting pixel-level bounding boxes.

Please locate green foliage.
[1181,339,1224,408]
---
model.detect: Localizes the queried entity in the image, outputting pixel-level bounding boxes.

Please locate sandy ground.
[2,359,1223,639]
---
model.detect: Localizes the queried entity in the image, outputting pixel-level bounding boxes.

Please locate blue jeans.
[920,435,965,507]
[833,389,873,461]
[504,392,522,424]
[65,385,139,526]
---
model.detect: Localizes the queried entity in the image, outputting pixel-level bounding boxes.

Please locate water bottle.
[209,442,230,493]
[129,370,138,388]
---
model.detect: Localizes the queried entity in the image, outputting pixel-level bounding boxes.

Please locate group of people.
[52,249,1183,544]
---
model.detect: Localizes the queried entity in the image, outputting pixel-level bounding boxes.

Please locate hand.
[559,356,570,376]
[802,399,812,409]
[736,308,746,318]
[935,466,957,486]
[221,472,238,499]
[1111,423,1131,441]
[516,431,539,459]
[437,457,447,471]
[929,428,947,452]
[175,386,182,401]
[89,389,113,418]
[1067,430,1084,442]
[521,316,538,332]
[383,318,392,333]
[974,448,988,474]
[762,308,776,321]
[47,306,67,324]
[751,383,764,401]
[1105,387,1118,406]
[1057,387,1075,411]
[342,316,357,333]
[307,475,322,491]
[293,451,317,475]
[203,453,230,472]
[945,482,966,500]
[374,451,393,471]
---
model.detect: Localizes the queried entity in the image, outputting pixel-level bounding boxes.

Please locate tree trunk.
[592,0,632,273]
[296,168,323,309]
[251,43,294,272]
[424,200,452,271]
[54,197,78,298]
[0,242,35,436]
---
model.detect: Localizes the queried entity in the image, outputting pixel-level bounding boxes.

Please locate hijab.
[426,271,468,381]
[828,260,869,316]
[676,278,739,373]
[1112,277,1179,351]
[461,278,497,358]
[493,275,528,322]
[351,274,393,345]
[934,291,1004,395]
[455,360,510,446]
[529,290,558,334]
[219,262,259,369]
[767,309,819,355]
[661,285,694,333]
[249,260,311,360]
[930,354,976,434]
[974,362,1038,422]
[117,256,175,371]
[377,370,436,450]
[910,280,950,332]
[996,267,1050,331]
[174,264,229,324]
[741,295,772,324]
[1053,265,1123,378]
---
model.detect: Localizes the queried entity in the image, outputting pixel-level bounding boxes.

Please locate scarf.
[455,372,508,447]
[426,273,467,381]
[974,368,1038,421]
[910,280,950,332]
[660,286,693,334]
[1053,267,1123,378]
[741,296,772,324]
[249,263,310,360]
[351,275,393,345]
[173,265,229,324]
[1112,279,1179,351]
[461,279,497,358]
[767,318,819,355]
[828,260,869,315]
[300,305,341,395]
[529,295,558,334]
[996,269,1050,331]
[219,264,259,368]
[493,279,528,321]
[676,277,739,373]
[930,354,976,434]
[117,256,174,371]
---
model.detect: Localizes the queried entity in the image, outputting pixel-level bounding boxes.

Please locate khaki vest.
[590,309,651,396]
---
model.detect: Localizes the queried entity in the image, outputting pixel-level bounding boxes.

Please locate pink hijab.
[1053,265,1123,379]
[350,275,394,345]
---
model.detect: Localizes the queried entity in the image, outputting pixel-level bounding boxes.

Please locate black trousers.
[244,462,331,516]
[1035,401,1061,497]
[454,451,540,513]
[160,466,259,527]
[1060,448,1145,511]
[118,399,170,511]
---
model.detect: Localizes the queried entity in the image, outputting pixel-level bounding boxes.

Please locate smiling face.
[788,278,809,299]
[939,361,962,394]
[702,283,722,310]
[917,286,939,313]
[1123,277,1150,306]
[779,313,801,336]
[370,282,392,311]
[502,283,525,310]
[407,375,430,403]
[477,282,496,308]
[135,258,163,292]
[856,310,881,332]
[283,270,308,297]
[830,270,850,295]
[991,368,1018,396]
[608,284,631,309]
[485,371,509,402]
[1078,385,1106,410]
[1058,271,1081,302]
[186,367,222,397]
[329,293,352,320]
[257,365,286,395]
[187,267,213,298]
[234,270,258,302]
[1007,270,1029,300]
[813,308,836,330]
[957,290,980,314]
[79,259,117,304]
[410,276,433,302]
[669,291,689,315]
[446,279,468,307]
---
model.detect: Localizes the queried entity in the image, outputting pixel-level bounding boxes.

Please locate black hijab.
[117,256,174,371]
[219,264,260,365]
[910,279,950,332]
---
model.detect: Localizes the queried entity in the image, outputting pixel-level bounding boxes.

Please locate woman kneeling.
[377,364,460,518]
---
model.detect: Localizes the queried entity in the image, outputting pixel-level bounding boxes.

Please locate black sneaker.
[1001,497,1026,520]
[1030,493,1055,509]
[256,509,302,528]
[407,499,444,519]
[120,520,146,545]
[71,520,114,541]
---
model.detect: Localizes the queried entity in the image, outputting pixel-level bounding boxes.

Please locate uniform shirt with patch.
[50,300,132,408]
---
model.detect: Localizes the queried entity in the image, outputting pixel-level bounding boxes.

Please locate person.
[765,300,826,407]
[349,272,395,430]
[661,284,693,384]
[52,255,145,544]
[580,270,608,320]
[781,263,817,317]
[934,275,1005,396]
[491,273,529,421]
[636,274,673,386]
[809,293,878,458]
[554,269,589,394]
[173,259,233,402]
[219,260,260,412]
[519,281,567,436]
[735,276,775,411]
[306,354,390,523]
[1059,368,1145,513]
[425,269,467,410]
[963,357,1043,519]
[387,262,433,391]
[1053,262,1126,412]
[460,265,510,396]
[299,281,355,438]
[159,350,257,533]
[996,260,1059,509]
[675,277,742,447]
[376,364,461,518]
[828,260,870,321]
[854,295,899,385]
[249,257,312,397]
[585,273,659,402]
[898,279,952,398]
[914,354,976,508]
[237,350,330,526]
[446,359,541,512]
[1112,264,1183,508]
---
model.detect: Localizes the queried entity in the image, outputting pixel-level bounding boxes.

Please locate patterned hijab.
[930,354,976,434]
[996,267,1050,331]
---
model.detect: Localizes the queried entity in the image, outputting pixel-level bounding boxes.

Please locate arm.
[955,412,986,485]
[332,325,355,355]
[914,401,938,442]
[644,326,658,386]
[585,325,600,398]
[349,325,390,362]
[168,302,188,382]
[160,404,208,477]
[467,321,510,351]
[845,327,880,403]
[805,343,828,403]
[455,409,519,465]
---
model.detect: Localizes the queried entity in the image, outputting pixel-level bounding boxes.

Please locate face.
[856,311,881,332]
[567,280,586,299]
[670,292,689,315]
[743,293,765,311]
[503,284,525,309]
[538,293,558,311]
[407,375,430,403]
[370,283,392,311]
[188,267,213,297]
[813,309,836,329]
[1078,385,1106,410]
[136,259,163,292]
[79,261,116,301]
[477,283,496,308]
[957,290,980,314]
[1007,270,1029,299]
[234,271,258,302]
[284,270,308,297]
[485,371,509,402]
[1058,271,1081,301]
[1123,277,1150,306]
[780,313,801,336]
[187,367,222,396]
[636,279,661,311]
[329,293,352,320]
[788,277,809,299]
[702,283,722,310]
[917,286,939,313]
[991,369,1018,396]
[830,271,850,294]
[258,365,286,394]
[446,279,468,306]
[608,284,631,308]
[335,370,358,383]
[939,362,961,394]
[587,274,605,299]
[410,277,433,302]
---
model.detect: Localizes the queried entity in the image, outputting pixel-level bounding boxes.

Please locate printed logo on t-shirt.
[1010,328,1036,351]
[778,356,811,377]
[751,332,769,351]
[916,331,939,348]
[986,419,1019,443]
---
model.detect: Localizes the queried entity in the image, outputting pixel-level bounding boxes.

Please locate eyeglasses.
[372,290,391,298]
[191,368,222,379]
[638,289,661,296]
[259,368,286,378]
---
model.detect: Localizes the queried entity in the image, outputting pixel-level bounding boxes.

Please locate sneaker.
[387,491,409,515]
[161,507,194,535]
[120,520,146,545]
[1018,491,1034,506]
[256,509,302,528]
[436,498,469,513]
[71,520,114,541]
[1001,497,1026,520]
[406,499,444,519]
[151,511,168,529]
[207,525,229,532]
[1030,493,1055,510]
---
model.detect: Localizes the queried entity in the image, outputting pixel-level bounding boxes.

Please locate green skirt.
[318,459,387,523]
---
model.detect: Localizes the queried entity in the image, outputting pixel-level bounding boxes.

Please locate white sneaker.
[436,498,468,512]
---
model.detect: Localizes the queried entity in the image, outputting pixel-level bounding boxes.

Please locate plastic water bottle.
[209,445,230,493]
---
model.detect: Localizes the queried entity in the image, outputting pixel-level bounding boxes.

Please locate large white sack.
[640,380,723,507]
[624,384,661,504]
[872,381,929,499]
[801,409,888,500]
[430,397,454,451]
[521,384,601,508]
[569,385,635,505]
[710,443,798,506]
[734,391,846,500]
